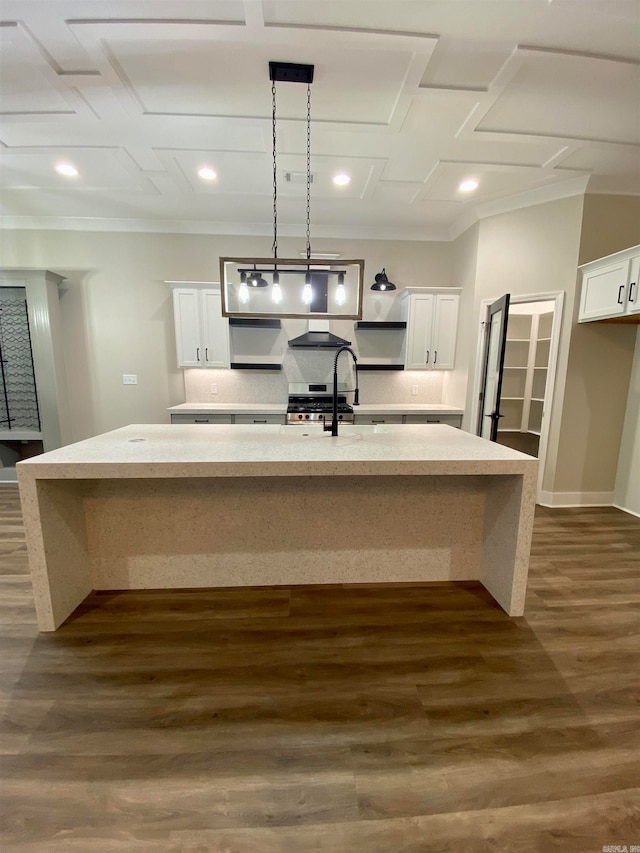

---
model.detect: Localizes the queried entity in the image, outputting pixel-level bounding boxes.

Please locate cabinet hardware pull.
[425,350,429,364]
[618,285,625,304]
[205,348,209,361]
[372,419,385,424]
[196,347,201,361]
[253,419,267,423]
[434,351,438,364]
[427,419,440,423]
[194,419,209,423]
[630,282,637,303]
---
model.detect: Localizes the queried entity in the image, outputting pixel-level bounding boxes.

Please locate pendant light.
[218,62,365,320]
[371,268,396,292]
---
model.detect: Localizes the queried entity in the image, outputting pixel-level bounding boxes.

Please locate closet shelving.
[499,312,552,451]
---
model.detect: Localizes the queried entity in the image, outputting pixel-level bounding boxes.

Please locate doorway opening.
[470,291,564,501]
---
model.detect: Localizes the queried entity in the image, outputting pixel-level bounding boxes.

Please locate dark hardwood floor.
[0,484,639,851]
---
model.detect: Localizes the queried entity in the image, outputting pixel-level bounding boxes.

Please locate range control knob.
[298,414,303,420]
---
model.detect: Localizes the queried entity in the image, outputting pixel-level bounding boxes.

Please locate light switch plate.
[122,374,138,385]
[411,385,418,395]
[210,383,218,394]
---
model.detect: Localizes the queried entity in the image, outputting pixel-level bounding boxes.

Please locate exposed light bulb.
[238,281,250,304]
[55,162,78,177]
[271,281,283,304]
[335,283,346,306]
[332,173,351,186]
[379,284,387,291]
[302,283,313,305]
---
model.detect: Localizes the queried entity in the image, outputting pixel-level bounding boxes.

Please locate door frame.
[469,290,565,500]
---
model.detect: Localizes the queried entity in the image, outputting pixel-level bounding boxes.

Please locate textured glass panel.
[0,288,40,431]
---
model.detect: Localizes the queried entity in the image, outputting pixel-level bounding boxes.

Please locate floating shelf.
[355,321,407,330]
[229,318,282,328]
[357,363,405,371]
[230,362,282,370]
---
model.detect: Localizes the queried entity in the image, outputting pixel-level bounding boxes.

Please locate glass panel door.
[477,294,510,441]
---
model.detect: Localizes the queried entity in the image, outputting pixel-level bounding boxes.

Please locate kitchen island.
[18,423,537,631]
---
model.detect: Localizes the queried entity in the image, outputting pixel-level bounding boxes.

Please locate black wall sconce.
[370,269,396,292]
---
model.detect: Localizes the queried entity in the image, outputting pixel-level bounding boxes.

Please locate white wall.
[445,222,479,421]
[0,229,454,441]
[615,329,640,517]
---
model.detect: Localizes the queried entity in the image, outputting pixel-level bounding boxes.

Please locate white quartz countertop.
[18,423,536,480]
[167,402,464,415]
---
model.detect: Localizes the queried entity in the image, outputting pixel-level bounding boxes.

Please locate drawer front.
[170,413,232,424]
[404,414,462,428]
[354,414,404,425]
[233,414,284,425]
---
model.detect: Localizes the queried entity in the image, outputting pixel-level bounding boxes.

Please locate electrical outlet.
[210,383,218,395]
[122,374,138,385]
[411,385,418,396]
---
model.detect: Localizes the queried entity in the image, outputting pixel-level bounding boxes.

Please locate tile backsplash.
[184,352,444,404]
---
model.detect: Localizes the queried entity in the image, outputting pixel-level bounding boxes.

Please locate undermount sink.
[279,424,387,439]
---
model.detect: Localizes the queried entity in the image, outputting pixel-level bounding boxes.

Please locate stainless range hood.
[287,271,351,348]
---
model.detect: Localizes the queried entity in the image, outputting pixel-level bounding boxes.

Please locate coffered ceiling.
[1,0,639,240]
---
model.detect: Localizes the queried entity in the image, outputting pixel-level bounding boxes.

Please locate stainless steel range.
[286,382,354,425]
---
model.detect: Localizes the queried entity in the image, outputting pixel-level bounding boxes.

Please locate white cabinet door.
[403,290,460,370]
[171,285,229,369]
[579,258,631,322]
[172,288,202,368]
[432,293,459,369]
[201,288,230,367]
[405,294,435,369]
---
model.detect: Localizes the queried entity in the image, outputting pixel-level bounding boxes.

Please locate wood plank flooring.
[0,485,638,851]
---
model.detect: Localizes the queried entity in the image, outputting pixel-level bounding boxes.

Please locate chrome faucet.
[326,345,359,436]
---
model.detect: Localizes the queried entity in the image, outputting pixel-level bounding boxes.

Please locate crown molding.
[0,216,450,242]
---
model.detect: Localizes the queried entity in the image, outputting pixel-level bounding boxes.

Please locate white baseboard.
[538,490,614,508]
[613,502,640,519]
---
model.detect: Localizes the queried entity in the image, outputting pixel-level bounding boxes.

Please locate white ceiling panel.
[478,49,640,145]
[0,0,638,239]
[103,37,418,125]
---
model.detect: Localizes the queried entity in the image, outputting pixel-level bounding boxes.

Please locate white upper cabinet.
[402,288,461,370]
[578,246,640,323]
[168,283,229,368]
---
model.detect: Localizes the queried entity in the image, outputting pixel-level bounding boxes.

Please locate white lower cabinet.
[402,288,461,370]
[354,414,404,425]
[234,415,284,425]
[354,413,462,427]
[404,414,462,428]
[578,246,640,322]
[170,414,232,424]
[169,283,230,368]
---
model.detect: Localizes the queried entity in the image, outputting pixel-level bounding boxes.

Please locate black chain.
[272,81,278,260]
[306,82,311,261]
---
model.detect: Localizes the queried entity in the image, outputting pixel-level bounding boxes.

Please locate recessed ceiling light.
[198,167,217,181]
[332,173,351,186]
[55,162,78,177]
[459,178,479,193]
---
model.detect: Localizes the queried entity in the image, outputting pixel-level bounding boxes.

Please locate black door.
[477,293,510,441]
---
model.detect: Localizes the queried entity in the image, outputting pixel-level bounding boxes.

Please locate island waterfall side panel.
[85,475,489,591]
